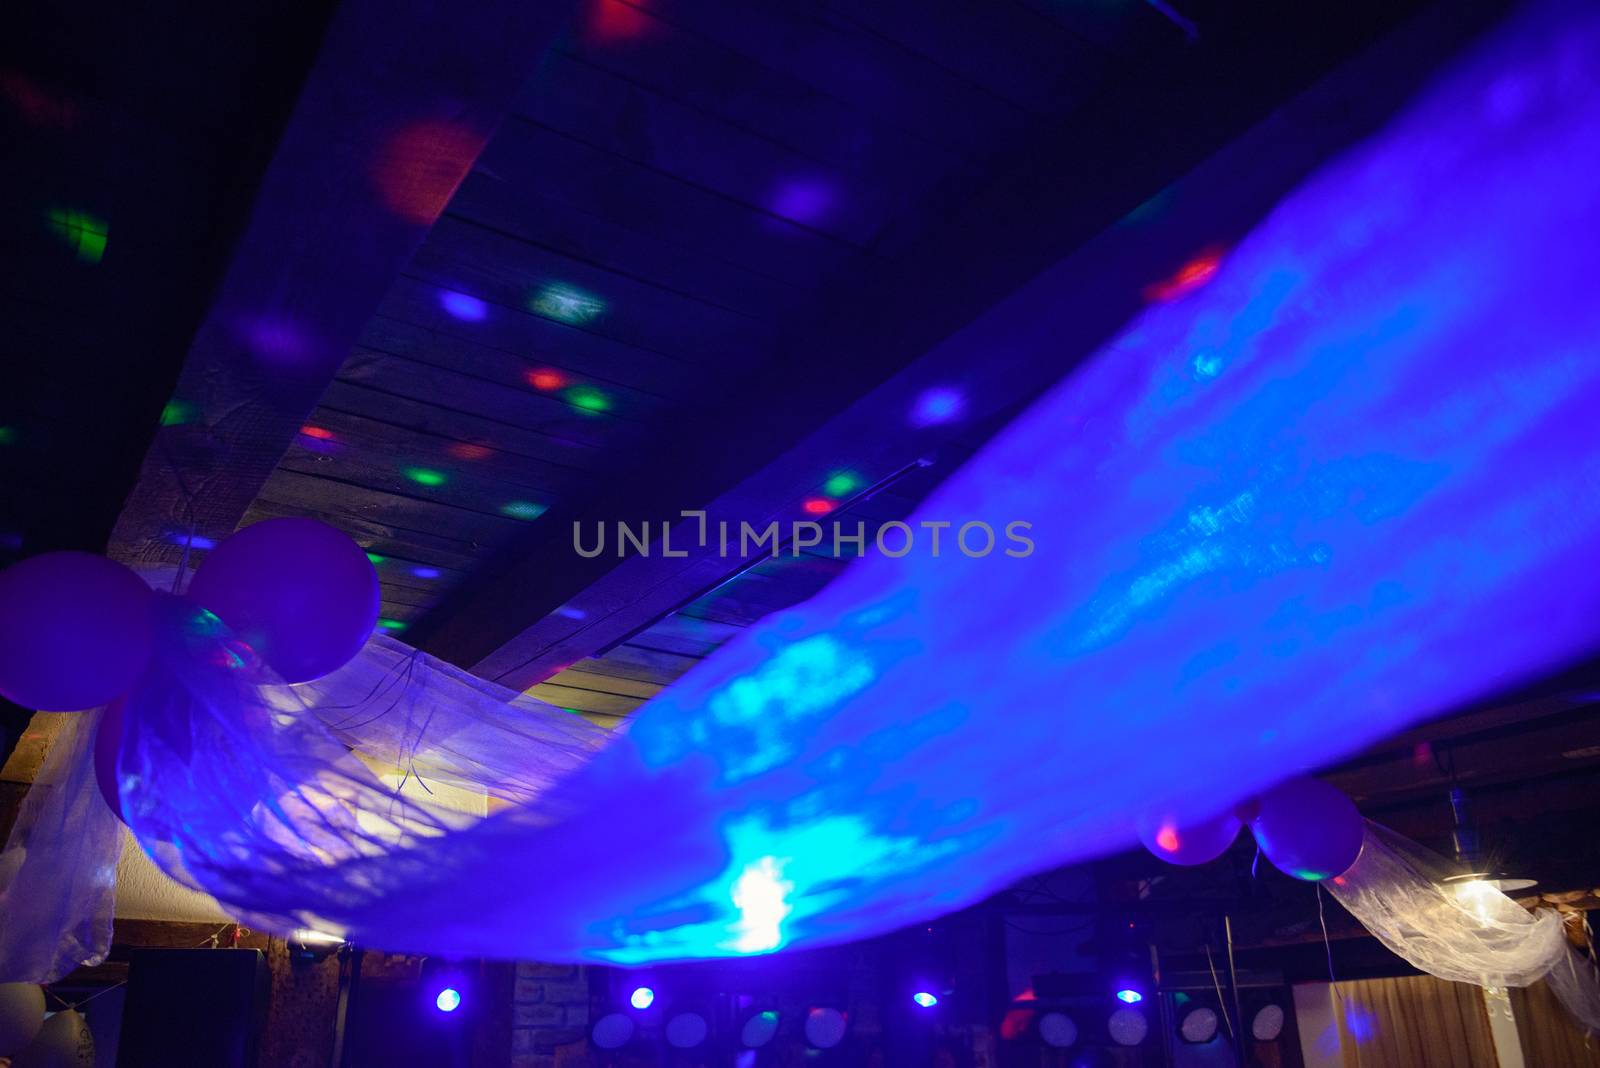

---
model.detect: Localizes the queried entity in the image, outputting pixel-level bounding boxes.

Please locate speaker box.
[117,947,268,1068]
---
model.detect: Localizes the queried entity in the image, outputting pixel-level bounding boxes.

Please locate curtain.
[1331,975,1496,1068]
[1509,978,1600,1066]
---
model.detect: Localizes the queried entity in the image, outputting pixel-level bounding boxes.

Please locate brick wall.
[511,962,592,1068]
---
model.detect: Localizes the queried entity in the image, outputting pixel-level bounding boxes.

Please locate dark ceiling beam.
[417,0,1510,687]
[106,0,577,570]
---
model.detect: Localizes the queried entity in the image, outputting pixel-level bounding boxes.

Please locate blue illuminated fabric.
[4,0,1600,977]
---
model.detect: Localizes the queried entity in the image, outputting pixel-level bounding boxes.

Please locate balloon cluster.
[0,518,379,818]
[0,983,92,1067]
[1136,776,1364,882]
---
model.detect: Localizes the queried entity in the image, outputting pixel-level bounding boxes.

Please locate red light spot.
[585,0,654,44]
[1142,246,1226,303]
[446,442,493,461]
[300,425,335,440]
[1155,826,1180,853]
[1000,1009,1035,1040]
[372,120,483,226]
[1412,741,1434,768]
[526,368,566,391]
[803,498,834,515]
[1,69,78,129]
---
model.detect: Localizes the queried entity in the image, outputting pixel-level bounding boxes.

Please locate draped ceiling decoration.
[3,0,1600,982]
[1330,824,1600,1032]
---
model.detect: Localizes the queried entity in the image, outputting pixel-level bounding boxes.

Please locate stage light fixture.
[435,987,462,1013]
[739,1009,781,1049]
[1107,1006,1149,1047]
[1037,1011,1078,1049]
[912,991,939,1008]
[1114,988,1143,1004]
[1251,1004,1285,1042]
[1178,1006,1218,1044]
[592,1012,636,1049]
[630,986,655,1010]
[803,1006,849,1049]
[665,1011,709,1049]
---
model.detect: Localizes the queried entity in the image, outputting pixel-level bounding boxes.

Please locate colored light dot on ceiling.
[803,498,835,515]
[565,386,611,413]
[365,552,386,565]
[435,988,462,1013]
[502,501,546,520]
[912,992,938,1009]
[1142,246,1226,303]
[446,441,494,461]
[911,387,964,426]
[160,400,196,427]
[299,424,335,440]
[1116,990,1143,1005]
[405,467,447,487]
[440,290,488,322]
[412,566,441,579]
[822,472,860,497]
[530,284,605,325]
[378,619,407,632]
[630,987,655,1010]
[166,531,217,551]
[526,368,566,391]
[47,207,108,263]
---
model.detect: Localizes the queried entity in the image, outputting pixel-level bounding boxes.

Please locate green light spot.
[377,619,408,632]
[160,400,195,426]
[531,284,605,325]
[502,500,546,520]
[365,552,386,565]
[47,208,109,264]
[562,707,583,716]
[823,471,860,497]
[564,386,611,413]
[405,467,446,487]
[0,426,16,446]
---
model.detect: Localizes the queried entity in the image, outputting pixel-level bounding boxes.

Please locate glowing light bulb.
[630,986,655,1010]
[436,987,462,1012]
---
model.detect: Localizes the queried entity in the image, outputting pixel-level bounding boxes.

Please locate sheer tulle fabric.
[1330,824,1600,1032]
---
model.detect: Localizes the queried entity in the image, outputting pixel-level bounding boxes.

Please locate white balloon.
[0,984,44,1057]
[12,1009,93,1068]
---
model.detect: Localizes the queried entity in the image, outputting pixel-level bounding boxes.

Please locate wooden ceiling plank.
[287,409,591,497]
[363,297,724,405]
[315,381,612,474]
[107,0,579,567]
[559,2,974,177]
[405,215,776,368]
[474,121,867,289]
[516,53,904,250]
[819,0,1110,116]
[446,173,803,321]
[579,0,1030,156]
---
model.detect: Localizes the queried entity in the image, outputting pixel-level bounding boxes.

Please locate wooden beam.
[106,0,577,569]
[415,0,1510,687]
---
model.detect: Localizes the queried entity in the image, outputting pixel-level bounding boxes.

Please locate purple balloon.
[94,699,126,823]
[1138,810,1242,866]
[187,518,379,683]
[0,552,154,711]
[1250,777,1365,881]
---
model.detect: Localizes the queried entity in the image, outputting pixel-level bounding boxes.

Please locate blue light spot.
[911,387,964,426]
[412,566,441,579]
[913,992,938,1008]
[436,987,462,1012]
[1116,989,1143,1005]
[630,986,655,1010]
[440,291,488,321]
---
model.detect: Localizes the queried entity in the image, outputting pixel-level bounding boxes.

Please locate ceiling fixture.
[1445,784,1536,893]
